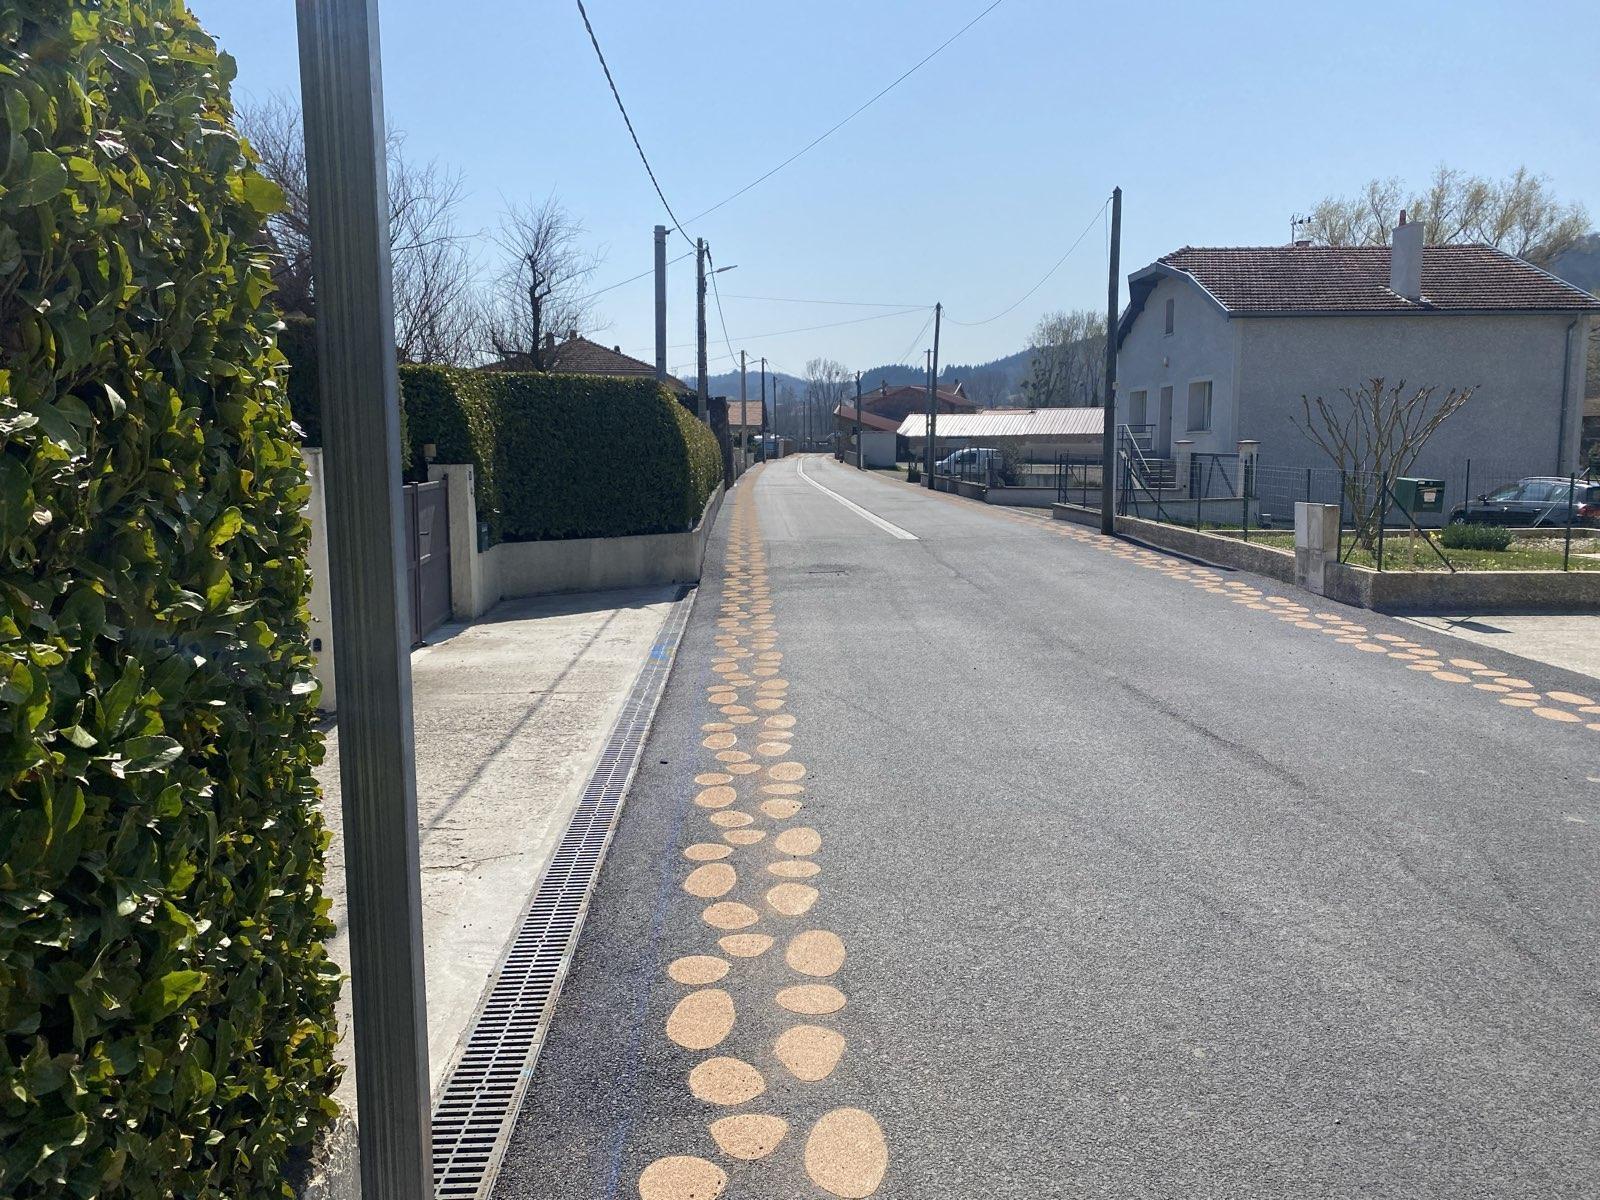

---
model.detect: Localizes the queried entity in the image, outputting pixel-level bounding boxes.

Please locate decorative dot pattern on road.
[641,468,888,1198]
[894,474,1600,738]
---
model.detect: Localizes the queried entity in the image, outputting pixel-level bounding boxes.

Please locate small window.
[1164,297,1175,335]
[1128,389,1148,427]
[1186,380,1212,431]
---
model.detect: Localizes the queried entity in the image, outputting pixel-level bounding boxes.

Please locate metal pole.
[653,224,667,383]
[855,372,863,471]
[1377,472,1388,571]
[923,349,934,485]
[739,350,748,473]
[1100,186,1122,534]
[760,358,767,454]
[696,238,708,422]
[927,303,942,488]
[1565,473,1575,571]
[293,4,431,1199]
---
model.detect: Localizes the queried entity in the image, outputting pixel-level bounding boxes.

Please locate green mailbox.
[1392,476,1445,514]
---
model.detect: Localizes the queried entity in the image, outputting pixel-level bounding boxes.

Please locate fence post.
[1241,484,1249,542]
[1377,472,1388,572]
[1565,473,1575,571]
[1337,469,1347,562]
[1463,458,1471,512]
[1304,466,1311,506]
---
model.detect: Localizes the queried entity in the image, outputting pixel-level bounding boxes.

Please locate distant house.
[834,381,977,436]
[485,332,694,397]
[897,407,1103,460]
[1115,218,1599,489]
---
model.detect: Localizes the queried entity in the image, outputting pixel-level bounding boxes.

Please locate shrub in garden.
[0,5,338,1197]
[1440,523,1514,551]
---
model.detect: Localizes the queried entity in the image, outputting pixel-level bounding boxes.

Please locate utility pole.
[527,255,543,370]
[925,303,942,486]
[923,348,933,484]
[294,3,430,1199]
[739,350,748,472]
[855,371,864,470]
[1100,186,1122,534]
[760,357,768,457]
[695,238,708,422]
[654,224,667,383]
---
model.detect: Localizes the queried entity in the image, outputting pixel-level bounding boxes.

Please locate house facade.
[1115,225,1598,492]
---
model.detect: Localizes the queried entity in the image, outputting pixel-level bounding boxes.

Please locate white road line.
[795,457,919,540]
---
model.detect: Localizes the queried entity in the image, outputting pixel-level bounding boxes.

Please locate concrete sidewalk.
[1404,612,1600,683]
[314,586,679,1132]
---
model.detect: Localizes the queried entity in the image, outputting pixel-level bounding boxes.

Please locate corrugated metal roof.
[897,407,1104,439]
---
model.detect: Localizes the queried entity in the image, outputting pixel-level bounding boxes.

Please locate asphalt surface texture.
[491,455,1600,1200]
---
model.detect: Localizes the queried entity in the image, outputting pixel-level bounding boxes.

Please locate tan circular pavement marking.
[755,698,786,711]
[710,810,754,828]
[1498,678,1533,689]
[668,955,730,985]
[695,772,733,786]
[1501,697,1538,708]
[804,1108,888,1199]
[715,750,751,764]
[767,883,821,916]
[1431,671,1470,683]
[695,786,738,809]
[777,983,847,1015]
[767,761,807,782]
[1533,706,1582,723]
[1506,691,1541,701]
[774,826,822,856]
[708,692,738,706]
[1448,657,1487,670]
[757,741,791,756]
[719,933,773,958]
[1354,642,1388,653]
[776,1024,846,1081]
[1547,690,1596,706]
[702,901,760,930]
[726,762,762,775]
[769,860,821,879]
[763,782,806,796]
[701,722,734,733]
[761,798,804,820]
[683,863,738,898]
[786,929,846,977]
[666,989,737,1051]
[1407,662,1441,672]
[1470,668,1504,677]
[727,715,758,725]
[720,704,752,716]
[1474,683,1511,693]
[708,1114,788,1162]
[688,1056,766,1106]
[723,828,767,846]
[637,1154,727,1200]
[765,714,797,728]
[684,842,734,862]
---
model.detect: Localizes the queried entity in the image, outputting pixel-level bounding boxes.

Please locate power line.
[721,292,927,309]
[662,305,928,351]
[944,198,1110,327]
[686,0,1009,224]
[576,250,694,303]
[575,0,693,246]
[893,309,936,365]
[704,246,738,381]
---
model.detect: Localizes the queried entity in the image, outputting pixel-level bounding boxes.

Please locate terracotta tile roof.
[487,336,692,394]
[725,400,766,429]
[833,405,903,433]
[1156,244,1600,315]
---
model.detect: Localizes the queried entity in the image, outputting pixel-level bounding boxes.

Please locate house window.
[1164,297,1175,335]
[1128,389,1148,427]
[1186,380,1212,431]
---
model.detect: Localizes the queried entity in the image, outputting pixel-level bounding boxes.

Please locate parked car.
[1448,477,1600,527]
[935,447,1004,479]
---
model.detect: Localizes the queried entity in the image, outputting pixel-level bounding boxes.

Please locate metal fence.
[1124,453,1600,572]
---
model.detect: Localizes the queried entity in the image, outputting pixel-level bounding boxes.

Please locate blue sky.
[191,1,1599,379]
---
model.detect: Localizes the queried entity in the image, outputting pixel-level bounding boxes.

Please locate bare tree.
[240,94,478,363]
[960,366,1010,408]
[1295,377,1476,549]
[1304,165,1589,268]
[478,195,604,365]
[1021,310,1105,407]
[804,358,854,447]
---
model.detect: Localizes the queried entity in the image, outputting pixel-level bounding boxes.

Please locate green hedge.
[401,367,722,543]
[0,6,338,1198]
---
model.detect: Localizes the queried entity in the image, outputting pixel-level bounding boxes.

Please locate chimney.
[544,331,556,351]
[567,329,577,341]
[1389,209,1423,302]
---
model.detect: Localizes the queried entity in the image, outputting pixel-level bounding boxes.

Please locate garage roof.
[897,407,1104,439]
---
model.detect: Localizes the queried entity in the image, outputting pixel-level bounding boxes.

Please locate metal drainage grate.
[430,588,696,1199]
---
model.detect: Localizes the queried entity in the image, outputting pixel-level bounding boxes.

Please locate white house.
[1115,218,1598,498]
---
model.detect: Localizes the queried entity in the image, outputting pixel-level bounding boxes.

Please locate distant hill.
[703,346,1034,410]
[1550,233,1600,295]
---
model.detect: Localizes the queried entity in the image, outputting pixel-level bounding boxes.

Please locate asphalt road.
[492,455,1600,1200]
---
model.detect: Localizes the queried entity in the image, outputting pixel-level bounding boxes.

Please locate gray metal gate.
[404,480,451,643]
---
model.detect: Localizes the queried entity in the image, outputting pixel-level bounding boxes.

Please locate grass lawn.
[1240,530,1600,572]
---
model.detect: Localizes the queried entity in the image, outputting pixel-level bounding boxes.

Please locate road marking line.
[795,457,918,540]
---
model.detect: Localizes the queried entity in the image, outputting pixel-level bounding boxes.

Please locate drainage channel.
[429,587,696,1199]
